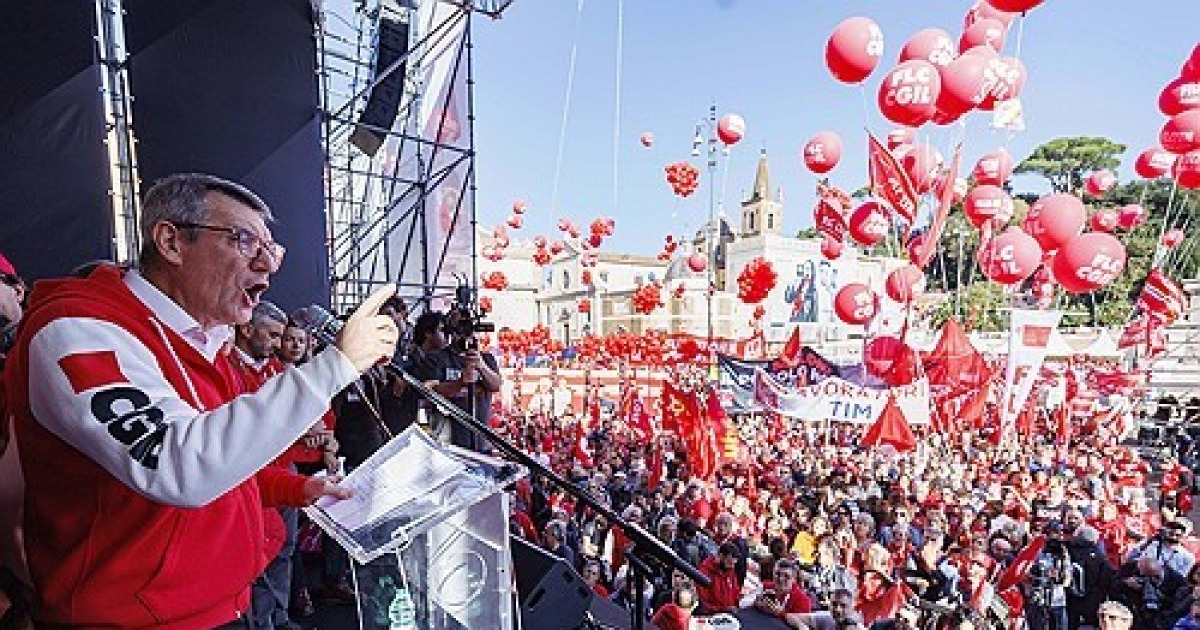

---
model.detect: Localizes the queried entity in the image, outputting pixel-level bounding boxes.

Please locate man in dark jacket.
[1067,525,1115,630]
[1113,556,1190,630]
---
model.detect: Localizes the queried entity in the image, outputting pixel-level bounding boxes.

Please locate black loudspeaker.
[511,537,592,630]
[350,16,410,156]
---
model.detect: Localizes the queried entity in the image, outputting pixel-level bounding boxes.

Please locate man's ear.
[151,221,186,266]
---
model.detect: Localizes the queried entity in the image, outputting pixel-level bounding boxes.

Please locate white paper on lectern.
[315,428,467,531]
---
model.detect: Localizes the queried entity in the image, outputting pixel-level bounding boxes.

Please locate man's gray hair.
[1076,525,1100,544]
[138,173,272,266]
[1097,600,1131,618]
[251,301,288,327]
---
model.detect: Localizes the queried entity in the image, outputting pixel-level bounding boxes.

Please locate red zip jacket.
[5,266,356,628]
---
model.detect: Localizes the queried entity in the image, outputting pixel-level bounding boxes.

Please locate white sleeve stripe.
[27,317,359,508]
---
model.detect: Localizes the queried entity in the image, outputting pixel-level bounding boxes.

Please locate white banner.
[753,371,930,425]
[1000,309,1063,439]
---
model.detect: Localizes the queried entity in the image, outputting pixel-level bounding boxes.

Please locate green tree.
[1015,136,1126,195]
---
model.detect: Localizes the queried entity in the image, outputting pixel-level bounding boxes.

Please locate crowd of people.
[0,171,1196,630]
[495,376,1200,630]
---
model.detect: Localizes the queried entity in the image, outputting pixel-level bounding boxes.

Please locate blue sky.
[469,0,1199,255]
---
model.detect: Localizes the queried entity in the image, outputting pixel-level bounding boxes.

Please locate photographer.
[1128,521,1196,579]
[408,309,501,452]
[1023,521,1074,630]
[1113,556,1189,630]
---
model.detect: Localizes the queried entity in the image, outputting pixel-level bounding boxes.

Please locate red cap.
[0,253,15,277]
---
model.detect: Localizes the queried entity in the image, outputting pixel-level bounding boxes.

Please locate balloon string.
[550,0,587,216]
[612,0,624,217]
[1013,13,1027,62]
[858,83,872,131]
[719,148,732,216]
[1152,178,1181,269]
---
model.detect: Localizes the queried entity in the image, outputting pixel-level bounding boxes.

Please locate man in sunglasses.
[3,173,399,628]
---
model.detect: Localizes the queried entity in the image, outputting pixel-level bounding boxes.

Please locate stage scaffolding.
[317,0,514,315]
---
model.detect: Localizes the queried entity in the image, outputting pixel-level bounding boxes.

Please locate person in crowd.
[1129,520,1197,579]
[582,559,610,598]
[229,301,323,630]
[1024,520,1074,630]
[1114,556,1190,630]
[408,308,502,451]
[696,541,742,614]
[651,585,697,630]
[2,173,398,627]
[542,520,576,569]
[712,512,750,586]
[755,558,814,618]
[1067,525,1115,630]
[672,517,718,570]
[0,252,28,627]
[1097,600,1134,630]
[1174,599,1200,630]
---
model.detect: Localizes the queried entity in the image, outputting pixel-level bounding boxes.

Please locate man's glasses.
[1099,613,1131,621]
[0,273,20,289]
[172,222,285,268]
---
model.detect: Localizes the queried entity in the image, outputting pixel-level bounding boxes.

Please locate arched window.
[563,270,570,290]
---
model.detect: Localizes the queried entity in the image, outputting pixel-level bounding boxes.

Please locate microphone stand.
[302,314,708,630]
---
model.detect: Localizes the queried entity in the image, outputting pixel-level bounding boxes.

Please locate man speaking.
[3,173,399,628]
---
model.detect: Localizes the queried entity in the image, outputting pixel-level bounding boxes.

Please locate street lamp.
[691,104,723,352]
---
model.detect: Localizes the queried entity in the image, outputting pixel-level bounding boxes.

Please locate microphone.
[291,304,343,346]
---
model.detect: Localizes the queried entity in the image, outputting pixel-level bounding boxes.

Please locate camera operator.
[1127,520,1196,578]
[1023,520,1074,630]
[408,309,501,451]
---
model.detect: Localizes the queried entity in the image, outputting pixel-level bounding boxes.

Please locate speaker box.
[350,16,410,156]
[511,536,592,630]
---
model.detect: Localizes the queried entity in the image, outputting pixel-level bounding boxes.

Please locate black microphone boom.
[295,303,710,597]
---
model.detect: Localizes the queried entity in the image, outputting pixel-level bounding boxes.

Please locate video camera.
[446,277,494,353]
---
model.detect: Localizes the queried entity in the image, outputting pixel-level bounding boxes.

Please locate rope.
[612,0,624,217]
[550,0,586,215]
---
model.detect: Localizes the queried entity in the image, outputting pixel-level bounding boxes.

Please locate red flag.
[627,393,654,443]
[774,326,802,369]
[913,143,962,268]
[959,382,991,431]
[1056,403,1072,447]
[814,198,848,242]
[646,443,664,490]
[867,130,919,225]
[994,535,1046,592]
[706,388,741,464]
[861,395,917,452]
[572,422,594,468]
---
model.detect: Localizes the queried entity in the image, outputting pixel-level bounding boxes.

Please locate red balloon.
[959,18,1006,55]
[1160,77,1200,117]
[963,184,1014,229]
[978,226,1042,285]
[1163,228,1186,249]
[937,50,993,115]
[1175,149,1200,189]
[1117,204,1148,229]
[717,114,746,145]
[821,236,844,260]
[864,336,918,386]
[507,215,523,229]
[848,201,891,246]
[978,57,1027,110]
[826,17,885,84]
[1161,110,1200,154]
[887,127,915,150]
[972,149,1014,186]
[902,145,944,194]
[1184,43,1200,80]
[803,132,843,174]
[964,1,1017,30]
[1084,169,1117,197]
[886,264,926,303]
[834,283,878,325]
[532,235,547,249]
[639,132,654,147]
[900,28,957,67]
[878,60,942,127]
[1024,194,1086,252]
[1090,211,1118,233]
[984,0,1045,12]
[1052,232,1127,294]
[512,200,528,214]
[1135,147,1178,179]
[687,253,707,273]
